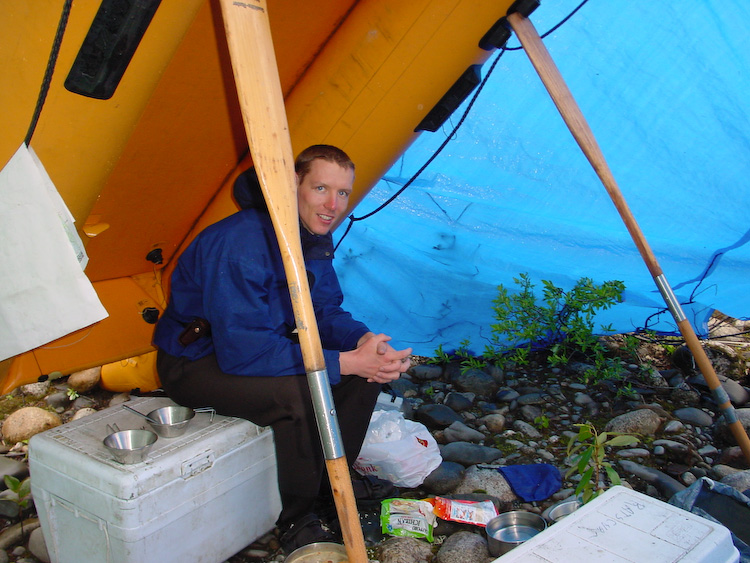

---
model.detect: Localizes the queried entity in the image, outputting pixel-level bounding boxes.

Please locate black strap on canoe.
[24,0,73,147]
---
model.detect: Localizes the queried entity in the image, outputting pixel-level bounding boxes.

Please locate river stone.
[437,530,491,563]
[376,536,434,563]
[618,460,685,498]
[480,414,506,434]
[452,465,516,501]
[716,408,750,444]
[416,404,463,429]
[18,382,50,398]
[670,384,701,406]
[67,367,101,393]
[720,377,750,406]
[108,393,132,407]
[662,420,686,434]
[512,420,542,439]
[688,373,750,406]
[604,409,662,436]
[440,442,503,466]
[517,392,546,406]
[0,499,18,519]
[0,457,27,483]
[44,392,70,410]
[444,392,474,413]
[574,392,595,406]
[71,407,98,421]
[389,378,420,399]
[443,421,485,444]
[452,369,498,399]
[496,388,520,403]
[1,407,61,444]
[519,405,542,423]
[28,527,50,563]
[719,446,750,469]
[486,364,504,384]
[410,364,443,381]
[720,469,750,494]
[673,407,714,427]
[421,461,465,495]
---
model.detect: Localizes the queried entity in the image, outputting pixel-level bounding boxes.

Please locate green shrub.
[484,273,625,383]
[566,422,639,503]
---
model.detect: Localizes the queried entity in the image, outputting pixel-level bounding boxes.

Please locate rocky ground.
[1,312,750,563]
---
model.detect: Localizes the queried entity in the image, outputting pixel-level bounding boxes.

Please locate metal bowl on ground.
[284,542,347,563]
[103,429,158,464]
[542,497,583,524]
[146,405,195,438]
[486,510,547,556]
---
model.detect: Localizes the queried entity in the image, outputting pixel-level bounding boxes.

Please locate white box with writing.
[493,485,738,563]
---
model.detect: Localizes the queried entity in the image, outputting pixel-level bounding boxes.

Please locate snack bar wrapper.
[430,496,499,527]
[381,498,436,541]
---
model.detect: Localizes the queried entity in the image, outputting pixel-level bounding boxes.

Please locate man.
[153,145,411,553]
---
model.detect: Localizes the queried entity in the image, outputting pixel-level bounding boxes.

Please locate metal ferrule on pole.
[306,369,344,459]
[653,274,687,322]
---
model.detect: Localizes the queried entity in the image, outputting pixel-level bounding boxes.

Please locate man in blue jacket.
[153,145,411,554]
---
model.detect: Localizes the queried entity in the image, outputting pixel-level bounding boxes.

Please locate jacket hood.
[233,167,267,210]
[233,166,335,258]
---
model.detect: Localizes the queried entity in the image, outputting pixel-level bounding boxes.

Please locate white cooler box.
[29,396,281,563]
[493,485,739,563]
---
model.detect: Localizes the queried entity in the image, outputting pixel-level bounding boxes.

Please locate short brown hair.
[295,145,354,182]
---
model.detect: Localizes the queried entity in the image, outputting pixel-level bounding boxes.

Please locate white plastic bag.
[353,410,442,488]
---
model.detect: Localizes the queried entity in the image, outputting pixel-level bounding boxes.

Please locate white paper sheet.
[0,143,108,361]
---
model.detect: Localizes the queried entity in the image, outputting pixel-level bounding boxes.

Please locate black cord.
[334,46,507,251]
[24,0,73,147]
[334,0,591,251]
[507,0,590,50]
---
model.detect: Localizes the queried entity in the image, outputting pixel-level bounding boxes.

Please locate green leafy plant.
[615,382,639,401]
[430,339,488,374]
[534,414,550,430]
[456,339,487,373]
[485,273,625,382]
[454,340,487,374]
[565,422,639,503]
[66,387,79,401]
[621,334,642,361]
[427,344,452,366]
[3,475,31,512]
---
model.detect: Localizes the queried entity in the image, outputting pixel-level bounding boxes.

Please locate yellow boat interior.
[0,0,520,393]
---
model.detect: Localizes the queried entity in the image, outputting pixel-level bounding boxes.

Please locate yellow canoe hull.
[0,0,515,392]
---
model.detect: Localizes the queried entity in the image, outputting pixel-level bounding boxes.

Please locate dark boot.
[278,513,338,554]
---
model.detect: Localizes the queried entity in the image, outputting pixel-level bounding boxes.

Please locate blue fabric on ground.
[334,0,750,357]
[497,463,562,502]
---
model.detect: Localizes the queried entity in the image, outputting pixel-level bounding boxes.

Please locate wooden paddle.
[217,0,368,560]
[507,11,750,464]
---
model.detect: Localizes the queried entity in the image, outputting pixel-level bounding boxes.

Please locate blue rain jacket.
[152,169,370,384]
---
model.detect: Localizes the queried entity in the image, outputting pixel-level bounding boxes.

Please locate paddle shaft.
[217,1,367,560]
[508,11,750,464]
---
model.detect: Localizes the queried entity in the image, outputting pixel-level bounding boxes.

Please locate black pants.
[156,349,381,527]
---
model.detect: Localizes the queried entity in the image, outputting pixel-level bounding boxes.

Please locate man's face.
[297,159,354,235]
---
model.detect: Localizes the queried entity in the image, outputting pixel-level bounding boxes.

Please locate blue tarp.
[334,0,750,357]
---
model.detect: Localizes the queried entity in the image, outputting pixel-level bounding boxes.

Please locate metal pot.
[145,405,195,438]
[284,542,347,563]
[103,429,157,464]
[486,510,547,556]
[542,497,582,524]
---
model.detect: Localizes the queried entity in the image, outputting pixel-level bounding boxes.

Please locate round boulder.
[67,366,102,393]
[2,407,62,444]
